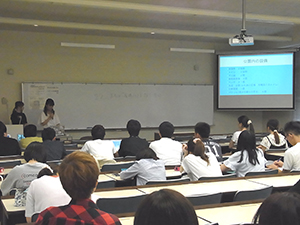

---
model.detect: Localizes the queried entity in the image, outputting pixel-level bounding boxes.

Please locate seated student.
[253,192,300,225]
[258,119,287,151]
[0,121,21,156]
[149,121,183,165]
[134,189,198,225]
[10,101,27,125]
[81,124,118,160]
[19,124,43,149]
[42,127,66,161]
[194,122,223,162]
[118,119,149,157]
[1,142,49,199]
[181,138,222,181]
[35,151,121,225]
[25,168,71,222]
[220,130,267,177]
[120,148,166,185]
[229,115,254,149]
[271,121,300,172]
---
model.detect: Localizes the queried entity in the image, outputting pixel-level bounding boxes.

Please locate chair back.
[96,180,116,189]
[101,162,134,172]
[233,186,273,202]
[0,160,21,168]
[46,159,62,165]
[124,156,136,160]
[80,136,92,140]
[186,192,222,206]
[146,177,190,185]
[96,194,146,214]
[198,173,237,181]
[245,169,278,177]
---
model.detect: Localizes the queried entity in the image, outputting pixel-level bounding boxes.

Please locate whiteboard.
[22,83,213,130]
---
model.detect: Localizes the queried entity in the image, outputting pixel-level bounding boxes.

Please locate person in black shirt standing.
[10,101,27,125]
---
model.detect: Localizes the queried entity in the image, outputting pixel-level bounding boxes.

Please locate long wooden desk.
[118,200,262,225]
[106,169,182,181]
[119,215,207,225]
[2,173,300,225]
[138,179,269,197]
[196,201,261,225]
[248,173,300,188]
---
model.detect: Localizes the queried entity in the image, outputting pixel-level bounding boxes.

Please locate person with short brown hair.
[35,151,121,225]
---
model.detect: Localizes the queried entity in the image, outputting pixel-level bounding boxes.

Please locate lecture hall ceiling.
[0,0,300,48]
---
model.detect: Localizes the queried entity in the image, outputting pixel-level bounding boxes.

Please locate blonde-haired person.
[258,119,287,151]
[35,151,121,225]
[180,138,222,181]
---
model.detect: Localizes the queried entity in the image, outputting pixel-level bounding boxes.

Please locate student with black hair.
[181,138,222,181]
[229,115,255,149]
[120,148,166,185]
[149,121,183,165]
[272,121,300,172]
[39,98,60,128]
[0,121,21,156]
[221,130,267,177]
[42,127,66,161]
[10,101,27,125]
[1,142,50,197]
[259,119,287,151]
[194,122,223,161]
[19,124,42,149]
[81,124,118,160]
[118,119,149,157]
[253,192,300,225]
[134,189,199,225]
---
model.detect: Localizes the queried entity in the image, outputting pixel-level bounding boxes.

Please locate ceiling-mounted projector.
[229,31,254,46]
[229,0,254,47]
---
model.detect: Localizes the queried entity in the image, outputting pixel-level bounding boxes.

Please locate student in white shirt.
[229,115,254,150]
[81,124,118,160]
[221,130,267,177]
[149,121,183,166]
[120,148,166,185]
[181,138,222,181]
[25,168,71,222]
[258,119,287,151]
[272,121,300,172]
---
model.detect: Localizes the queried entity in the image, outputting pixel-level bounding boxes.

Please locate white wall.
[0,30,296,140]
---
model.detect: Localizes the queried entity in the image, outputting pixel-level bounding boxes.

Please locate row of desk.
[119,200,262,225]
[2,173,300,225]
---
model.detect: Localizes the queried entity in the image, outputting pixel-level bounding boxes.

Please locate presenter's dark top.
[118,136,149,157]
[0,137,21,156]
[10,110,27,125]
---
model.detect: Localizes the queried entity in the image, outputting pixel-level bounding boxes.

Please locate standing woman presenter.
[39,98,60,128]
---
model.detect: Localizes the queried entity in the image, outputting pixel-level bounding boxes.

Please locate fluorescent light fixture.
[61,42,115,49]
[170,48,215,53]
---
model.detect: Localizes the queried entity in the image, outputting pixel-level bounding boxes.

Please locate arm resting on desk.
[228,140,235,149]
[220,164,231,173]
